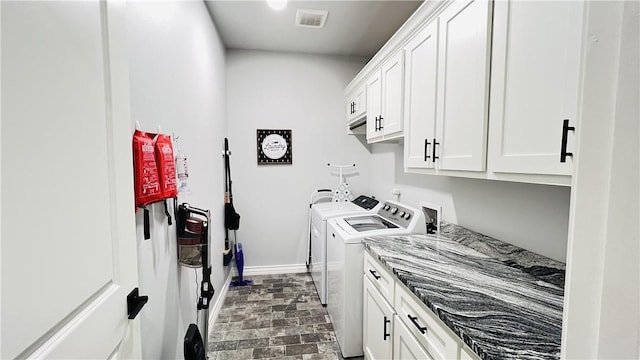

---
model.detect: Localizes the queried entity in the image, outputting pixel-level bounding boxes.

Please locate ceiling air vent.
[295,9,328,28]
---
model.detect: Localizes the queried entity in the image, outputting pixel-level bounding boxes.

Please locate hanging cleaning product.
[174,137,192,194]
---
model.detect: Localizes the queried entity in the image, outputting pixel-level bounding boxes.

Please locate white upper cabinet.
[367,51,405,143]
[366,70,383,141]
[346,84,367,127]
[346,93,356,121]
[435,0,492,172]
[354,85,367,120]
[404,19,439,169]
[488,0,584,176]
[381,52,405,138]
[347,0,584,185]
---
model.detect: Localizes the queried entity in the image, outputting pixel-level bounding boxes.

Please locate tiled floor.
[209,273,345,360]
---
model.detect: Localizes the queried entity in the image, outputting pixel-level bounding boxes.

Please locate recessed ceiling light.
[267,0,287,11]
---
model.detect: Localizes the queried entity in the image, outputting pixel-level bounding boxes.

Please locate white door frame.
[562,1,639,358]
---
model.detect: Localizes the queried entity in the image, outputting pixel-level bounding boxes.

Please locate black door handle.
[127,287,148,320]
[560,119,575,163]
[383,316,391,340]
[432,138,439,162]
[374,116,379,131]
[369,269,381,280]
[424,139,431,162]
[408,314,427,334]
[378,115,384,130]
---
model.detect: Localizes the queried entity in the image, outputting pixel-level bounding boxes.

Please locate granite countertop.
[363,222,565,360]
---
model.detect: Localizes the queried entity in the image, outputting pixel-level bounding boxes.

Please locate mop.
[328,163,356,202]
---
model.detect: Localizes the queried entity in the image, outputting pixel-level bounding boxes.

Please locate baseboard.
[207,271,232,336]
[231,263,308,276]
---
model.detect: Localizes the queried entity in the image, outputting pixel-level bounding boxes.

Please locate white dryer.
[326,200,425,358]
[310,195,380,305]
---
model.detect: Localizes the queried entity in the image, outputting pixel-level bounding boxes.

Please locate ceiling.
[205,0,423,59]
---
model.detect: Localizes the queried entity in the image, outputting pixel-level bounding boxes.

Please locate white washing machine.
[326,200,425,358]
[310,195,380,305]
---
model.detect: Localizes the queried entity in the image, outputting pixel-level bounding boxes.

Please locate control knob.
[399,211,406,218]
[404,213,411,220]
[391,207,398,215]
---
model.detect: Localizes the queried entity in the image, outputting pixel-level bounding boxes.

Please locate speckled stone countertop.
[363,222,565,360]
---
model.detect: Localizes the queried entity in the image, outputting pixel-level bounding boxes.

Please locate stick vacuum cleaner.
[230,242,253,287]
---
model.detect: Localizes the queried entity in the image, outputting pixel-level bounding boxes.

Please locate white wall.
[127,2,228,359]
[226,50,370,268]
[369,143,571,262]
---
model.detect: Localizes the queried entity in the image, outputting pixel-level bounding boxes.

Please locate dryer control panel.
[352,195,379,210]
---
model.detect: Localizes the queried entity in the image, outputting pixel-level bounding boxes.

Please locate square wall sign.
[257,129,292,165]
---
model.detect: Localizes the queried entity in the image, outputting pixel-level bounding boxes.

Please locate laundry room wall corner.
[226,50,371,269]
[127,2,228,358]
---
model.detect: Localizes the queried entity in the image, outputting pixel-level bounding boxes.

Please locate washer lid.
[343,215,398,232]
[311,202,365,219]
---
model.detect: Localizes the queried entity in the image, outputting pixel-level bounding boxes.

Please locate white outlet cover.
[420,201,442,235]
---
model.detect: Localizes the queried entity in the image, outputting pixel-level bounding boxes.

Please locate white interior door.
[1,1,141,358]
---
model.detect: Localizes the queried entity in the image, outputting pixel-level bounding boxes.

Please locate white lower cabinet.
[460,346,481,360]
[394,316,434,360]
[364,251,481,360]
[363,277,395,360]
[394,283,460,360]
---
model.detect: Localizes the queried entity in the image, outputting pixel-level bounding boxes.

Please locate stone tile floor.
[209,273,355,360]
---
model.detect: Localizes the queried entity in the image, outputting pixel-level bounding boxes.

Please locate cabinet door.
[381,51,405,138]
[460,346,481,360]
[346,94,355,122]
[488,0,583,176]
[367,70,383,141]
[363,277,394,360]
[404,19,440,169]
[354,85,367,119]
[393,317,434,360]
[435,0,492,171]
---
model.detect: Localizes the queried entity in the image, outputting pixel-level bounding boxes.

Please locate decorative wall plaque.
[257,129,292,165]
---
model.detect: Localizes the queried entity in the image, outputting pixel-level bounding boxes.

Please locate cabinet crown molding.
[344,0,450,94]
